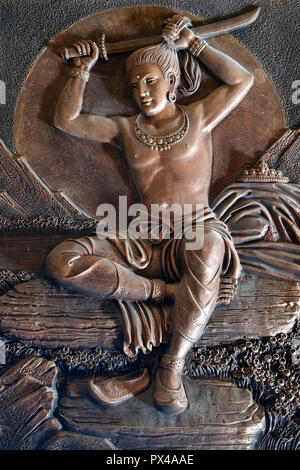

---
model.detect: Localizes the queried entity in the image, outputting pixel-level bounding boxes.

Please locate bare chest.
[123,124,212,177]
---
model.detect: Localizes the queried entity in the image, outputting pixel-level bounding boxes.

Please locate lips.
[141,99,153,106]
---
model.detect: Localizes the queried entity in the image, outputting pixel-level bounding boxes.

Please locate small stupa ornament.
[238,158,289,183]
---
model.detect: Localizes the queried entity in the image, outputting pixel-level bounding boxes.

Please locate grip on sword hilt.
[59,34,108,61]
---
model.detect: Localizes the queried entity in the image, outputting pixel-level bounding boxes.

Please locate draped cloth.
[213,182,300,281]
[56,181,299,357]
[109,207,241,357]
[112,181,300,356]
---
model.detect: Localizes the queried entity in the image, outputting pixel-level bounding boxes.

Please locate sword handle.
[60,34,108,61]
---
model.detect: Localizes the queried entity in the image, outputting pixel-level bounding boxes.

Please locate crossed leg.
[153,228,225,414]
[46,229,225,415]
[46,236,166,303]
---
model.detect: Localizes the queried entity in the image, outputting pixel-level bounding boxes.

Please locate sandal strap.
[160,354,185,373]
[157,377,186,399]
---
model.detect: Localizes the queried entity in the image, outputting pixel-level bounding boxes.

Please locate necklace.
[134,105,189,151]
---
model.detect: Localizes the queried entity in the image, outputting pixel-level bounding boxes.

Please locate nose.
[139,83,150,97]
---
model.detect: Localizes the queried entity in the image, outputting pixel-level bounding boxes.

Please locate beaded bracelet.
[160,354,185,373]
[70,67,90,82]
[189,37,207,57]
[99,34,108,61]
[151,279,166,304]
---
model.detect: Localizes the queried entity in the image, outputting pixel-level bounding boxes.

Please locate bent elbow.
[236,73,254,101]
[244,72,254,92]
[53,114,65,131]
[53,113,73,133]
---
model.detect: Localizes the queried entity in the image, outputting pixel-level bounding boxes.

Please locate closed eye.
[146,77,157,84]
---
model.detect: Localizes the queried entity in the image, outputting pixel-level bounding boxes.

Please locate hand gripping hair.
[126,15,202,97]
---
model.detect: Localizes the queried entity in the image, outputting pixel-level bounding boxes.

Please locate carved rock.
[0,356,61,449]
[0,274,298,351]
[0,279,122,350]
[199,273,300,346]
[43,431,116,450]
[58,377,265,450]
[0,139,87,220]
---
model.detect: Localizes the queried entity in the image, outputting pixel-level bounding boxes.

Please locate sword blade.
[105,7,261,54]
[193,6,261,38]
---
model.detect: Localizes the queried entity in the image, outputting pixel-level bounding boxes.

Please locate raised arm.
[54,40,121,144]
[191,38,254,131]
[163,20,254,132]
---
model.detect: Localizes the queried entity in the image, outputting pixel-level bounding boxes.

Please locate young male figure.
[46,17,253,415]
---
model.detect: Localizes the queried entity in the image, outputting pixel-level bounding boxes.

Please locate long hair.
[126,42,202,97]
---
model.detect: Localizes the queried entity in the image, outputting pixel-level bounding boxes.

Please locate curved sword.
[60,7,261,60]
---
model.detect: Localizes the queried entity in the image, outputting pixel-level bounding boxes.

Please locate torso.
[117,103,213,213]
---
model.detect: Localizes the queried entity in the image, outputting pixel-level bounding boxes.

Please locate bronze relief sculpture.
[0,4,299,450]
[46,14,254,415]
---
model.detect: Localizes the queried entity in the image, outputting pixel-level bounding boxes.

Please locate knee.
[181,229,225,274]
[184,228,224,256]
[203,229,224,257]
[199,229,224,262]
[45,240,85,283]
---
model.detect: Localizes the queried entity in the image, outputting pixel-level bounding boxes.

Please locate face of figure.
[128,63,175,116]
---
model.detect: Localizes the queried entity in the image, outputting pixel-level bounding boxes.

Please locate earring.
[167,91,176,103]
